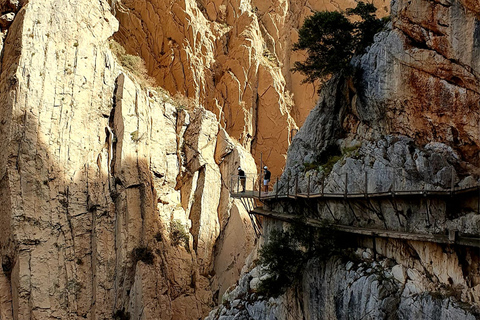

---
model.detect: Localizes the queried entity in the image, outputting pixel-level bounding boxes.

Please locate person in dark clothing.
[263,166,271,192]
[238,166,246,192]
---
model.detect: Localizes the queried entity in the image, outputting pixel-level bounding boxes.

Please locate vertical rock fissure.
[190,165,206,253]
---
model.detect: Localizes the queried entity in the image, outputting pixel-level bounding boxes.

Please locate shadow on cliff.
[0,128,213,318]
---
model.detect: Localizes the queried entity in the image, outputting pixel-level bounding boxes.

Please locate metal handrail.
[230,169,479,201]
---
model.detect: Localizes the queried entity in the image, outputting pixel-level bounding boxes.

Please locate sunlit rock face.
[285,0,480,180]
[112,0,389,176]
[0,0,258,319]
[357,0,480,161]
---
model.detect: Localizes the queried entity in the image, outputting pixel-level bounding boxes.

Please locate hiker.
[263,166,271,192]
[237,166,246,192]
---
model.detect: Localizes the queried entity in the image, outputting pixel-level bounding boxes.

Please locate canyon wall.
[112,0,389,176]
[206,0,480,318]
[1,0,478,319]
[208,233,480,319]
[0,0,257,319]
[285,0,480,174]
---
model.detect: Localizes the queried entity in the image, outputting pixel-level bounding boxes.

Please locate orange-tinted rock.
[113,0,390,176]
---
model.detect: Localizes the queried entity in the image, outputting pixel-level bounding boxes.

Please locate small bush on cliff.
[132,246,154,265]
[113,308,130,320]
[2,255,13,278]
[170,219,190,250]
[109,39,155,87]
[258,221,344,297]
[292,2,386,85]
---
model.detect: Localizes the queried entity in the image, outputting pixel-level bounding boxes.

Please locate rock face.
[207,240,479,320]
[112,0,389,175]
[206,0,480,319]
[1,0,478,319]
[0,0,257,319]
[285,0,480,187]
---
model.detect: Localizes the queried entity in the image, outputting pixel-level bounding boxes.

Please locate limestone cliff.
[1,0,478,319]
[111,0,389,176]
[0,0,257,319]
[206,0,480,319]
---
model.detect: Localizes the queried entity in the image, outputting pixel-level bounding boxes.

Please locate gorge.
[0,0,479,319]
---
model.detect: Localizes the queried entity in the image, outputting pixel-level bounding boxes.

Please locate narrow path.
[230,183,480,248]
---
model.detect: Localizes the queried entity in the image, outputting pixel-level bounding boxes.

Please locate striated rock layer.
[112,0,389,176]
[0,0,256,319]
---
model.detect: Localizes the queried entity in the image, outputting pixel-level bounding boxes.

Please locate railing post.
[344,173,348,198]
[275,177,279,199]
[391,171,395,197]
[287,173,290,198]
[364,171,368,198]
[477,184,480,215]
[321,174,325,197]
[307,175,310,199]
[295,174,298,199]
[259,174,262,199]
[450,166,455,196]
[259,153,263,199]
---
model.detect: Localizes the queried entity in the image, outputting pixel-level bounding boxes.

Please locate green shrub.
[172,93,196,112]
[320,155,343,175]
[109,39,155,87]
[130,130,143,142]
[318,145,361,175]
[303,161,322,172]
[2,255,13,277]
[113,308,130,320]
[292,2,386,86]
[170,220,190,249]
[258,221,343,297]
[154,232,163,242]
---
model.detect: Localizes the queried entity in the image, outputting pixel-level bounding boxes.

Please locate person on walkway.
[238,166,246,193]
[263,166,271,192]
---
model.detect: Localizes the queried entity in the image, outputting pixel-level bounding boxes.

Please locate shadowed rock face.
[208,242,480,320]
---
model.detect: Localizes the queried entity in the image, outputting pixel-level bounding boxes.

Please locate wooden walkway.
[251,208,480,248]
[231,182,480,247]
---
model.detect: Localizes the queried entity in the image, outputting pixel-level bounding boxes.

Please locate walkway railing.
[229,168,480,247]
[229,173,258,194]
[230,168,479,200]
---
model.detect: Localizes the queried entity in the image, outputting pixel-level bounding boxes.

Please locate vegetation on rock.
[109,39,155,87]
[258,221,347,297]
[170,219,190,250]
[292,2,387,86]
[132,246,155,265]
[113,308,131,320]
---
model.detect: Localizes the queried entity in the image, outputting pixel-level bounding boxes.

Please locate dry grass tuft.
[109,39,156,87]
